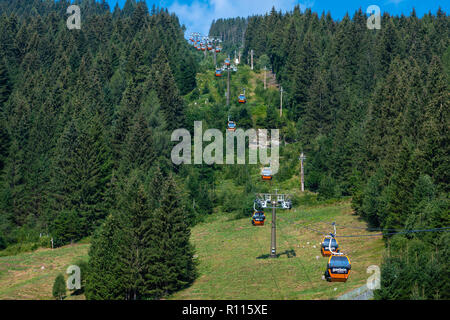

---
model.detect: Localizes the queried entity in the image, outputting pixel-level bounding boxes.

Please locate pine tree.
[150,48,185,131]
[52,273,66,300]
[85,213,125,300]
[418,56,449,192]
[119,111,155,174]
[115,171,155,300]
[384,141,418,230]
[0,58,12,108]
[50,111,112,244]
[122,0,137,17]
[265,104,279,129]
[145,174,196,298]
[0,116,10,173]
[110,78,142,163]
[302,68,334,141]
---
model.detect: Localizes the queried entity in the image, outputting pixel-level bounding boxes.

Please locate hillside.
[0,243,89,300]
[171,197,384,300]
[0,194,383,300]
[0,1,447,301]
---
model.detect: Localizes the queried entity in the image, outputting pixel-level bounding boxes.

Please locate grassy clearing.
[0,63,385,300]
[170,199,384,300]
[0,199,384,300]
[0,244,89,300]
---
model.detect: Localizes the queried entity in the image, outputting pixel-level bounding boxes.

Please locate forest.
[239,6,449,299]
[209,16,247,53]
[0,0,199,299]
[0,0,448,300]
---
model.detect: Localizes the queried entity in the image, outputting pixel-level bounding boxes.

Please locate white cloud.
[169,0,304,36]
[299,1,315,12]
[169,1,212,37]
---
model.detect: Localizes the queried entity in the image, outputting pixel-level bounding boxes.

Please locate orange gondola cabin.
[227,120,236,131]
[261,167,272,180]
[325,255,351,282]
[252,211,265,226]
[321,237,339,256]
[215,69,222,77]
[238,94,246,104]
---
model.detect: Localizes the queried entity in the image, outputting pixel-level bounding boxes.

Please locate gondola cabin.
[227,121,236,131]
[215,69,222,77]
[252,211,266,226]
[201,46,206,51]
[261,168,272,180]
[321,237,339,256]
[282,200,292,209]
[238,94,246,104]
[325,255,351,282]
[207,44,213,51]
[216,47,222,53]
[225,59,230,66]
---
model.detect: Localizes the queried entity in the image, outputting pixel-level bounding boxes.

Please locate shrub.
[52,273,66,300]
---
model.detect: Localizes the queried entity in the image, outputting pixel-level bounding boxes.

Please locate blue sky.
[106,0,449,36]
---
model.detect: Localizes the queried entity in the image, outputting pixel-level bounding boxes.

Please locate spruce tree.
[150,48,186,131]
[145,174,196,299]
[85,214,125,300]
[119,111,155,174]
[0,58,11,108]
[418,56,449,192]
[115,171,155,300]
[50,111,112,244]
[0,117,10,173]
[52,273,66,300]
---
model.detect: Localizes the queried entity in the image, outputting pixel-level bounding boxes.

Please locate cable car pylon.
[255,191,291,258]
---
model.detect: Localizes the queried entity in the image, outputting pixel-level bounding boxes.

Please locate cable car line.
[336,227,450,238]
[317,220,425,232]
[278,216,450,238]
[317,221,450,237]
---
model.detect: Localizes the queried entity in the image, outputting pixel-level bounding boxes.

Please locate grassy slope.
[0,244,89,300]
[170,196,384,300]
[174,64,384,299]
[0,197,384,300]
[0,63,384,300]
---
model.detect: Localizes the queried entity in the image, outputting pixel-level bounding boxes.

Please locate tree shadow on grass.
[70,288,84,296]
[256,249,296,259]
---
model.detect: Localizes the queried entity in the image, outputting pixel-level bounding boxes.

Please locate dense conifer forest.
[237,6,449,299]
[0,0,198,299]
[209,17,247,52]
